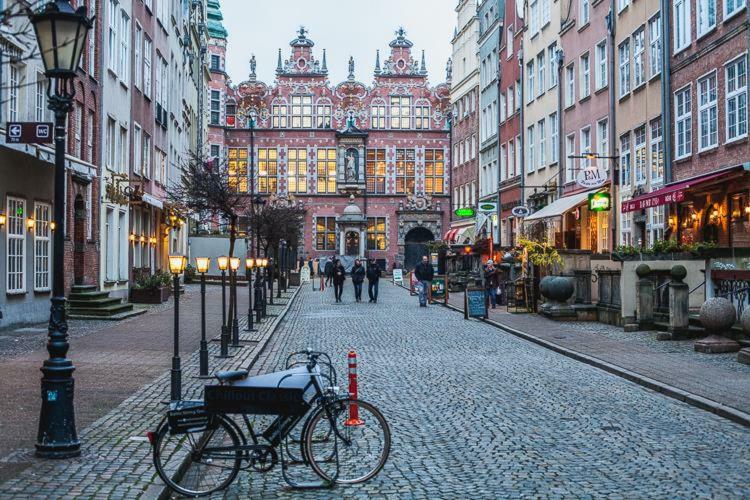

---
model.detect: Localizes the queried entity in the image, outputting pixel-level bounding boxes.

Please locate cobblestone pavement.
[443,292,750,416]
[210,282,750,499]
[0,284,298,496]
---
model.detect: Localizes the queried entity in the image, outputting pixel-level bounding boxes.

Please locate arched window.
[371,98,386,129]
[315,98,332,128]
[271,98,288,128]
[414,99,431,129]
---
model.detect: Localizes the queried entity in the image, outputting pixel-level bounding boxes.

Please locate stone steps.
[67,285,137,320]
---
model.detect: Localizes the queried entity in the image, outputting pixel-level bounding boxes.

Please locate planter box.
[131,286,171,304]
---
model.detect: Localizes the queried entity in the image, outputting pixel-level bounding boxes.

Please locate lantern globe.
[246,258,256,270]
[217,256,229,271]
[229,257,240,271]
[169,255,186,274]
[195,257,210,274]
[31,0,93,79]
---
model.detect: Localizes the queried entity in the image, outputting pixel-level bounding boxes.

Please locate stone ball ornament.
[741,307,750,334]
[699,297,736,334]
[635,263,651,278]
[670,264,688,282]
[539,276,555,299]
[540,276,575,303]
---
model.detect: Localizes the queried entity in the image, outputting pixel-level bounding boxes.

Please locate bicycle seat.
[215,370,249,383]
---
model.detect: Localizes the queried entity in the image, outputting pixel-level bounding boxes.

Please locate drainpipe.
[607,7,617,253]
[496,21,504,248]
[556,48,564,200]
[660,0,672,184]
[518,48,524,209]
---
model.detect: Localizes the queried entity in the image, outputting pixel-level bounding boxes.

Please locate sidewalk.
[429,288,750,424]
[0,283,300,497]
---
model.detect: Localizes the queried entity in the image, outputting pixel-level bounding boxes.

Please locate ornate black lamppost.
[268,257,275,306]
[256,258,267,321]
[229,257,242,348]
[215,256,232,358]
[31,0,93,459]
[279,240,286,296]
[168,255,187,401]
[194,257,211,377]
[244,258,257,331]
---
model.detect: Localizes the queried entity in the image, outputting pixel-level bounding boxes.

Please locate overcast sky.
[220,0,456,86]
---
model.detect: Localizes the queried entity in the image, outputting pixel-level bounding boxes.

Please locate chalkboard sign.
[465,288,487,318]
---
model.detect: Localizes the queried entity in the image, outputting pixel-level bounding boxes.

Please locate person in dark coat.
[332,260,346,303]
[413,255,434,307]
[366,259,382,303]
[324,259,334,287]
[351,259,366,302]
[484,259,500,309]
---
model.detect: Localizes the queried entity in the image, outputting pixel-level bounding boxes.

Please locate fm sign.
[577,166,607,189]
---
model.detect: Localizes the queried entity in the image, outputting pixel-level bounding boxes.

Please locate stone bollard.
[635,264,653,330]
[695,297,741,353]
[668,265,690,339]
[736,309,750,364]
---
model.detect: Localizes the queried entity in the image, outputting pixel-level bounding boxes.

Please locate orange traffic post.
[344,351,364,427]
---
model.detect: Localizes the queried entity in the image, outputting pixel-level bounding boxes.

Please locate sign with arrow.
[6,122,53,144]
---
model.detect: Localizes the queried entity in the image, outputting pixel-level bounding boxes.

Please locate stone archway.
[404,226,434,270]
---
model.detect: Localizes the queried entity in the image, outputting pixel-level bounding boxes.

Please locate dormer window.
[291,95,313,128]
[272,101,288,128]
[316,100,332,128]
[371,101,386,129]
[415,102,430,129]
[390,96,411,129]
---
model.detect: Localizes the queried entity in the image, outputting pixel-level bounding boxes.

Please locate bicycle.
[148,350,391,497]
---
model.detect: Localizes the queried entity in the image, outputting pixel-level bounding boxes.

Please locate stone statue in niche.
[345,148,359,182]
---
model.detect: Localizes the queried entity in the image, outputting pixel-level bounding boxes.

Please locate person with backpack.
[366,259,382,303]
[332,259,346,303]
[351,259,366,302]
[413,255,434,307]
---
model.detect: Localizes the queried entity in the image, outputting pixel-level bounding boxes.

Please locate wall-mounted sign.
[6,122,53,144]
[576,166,608,189]
[454,207,476,218]
[478,202,497,213]
[511,205,531,218]
[588,192,611,212]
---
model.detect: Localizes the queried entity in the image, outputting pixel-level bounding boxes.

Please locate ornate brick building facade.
[209,27,451,269]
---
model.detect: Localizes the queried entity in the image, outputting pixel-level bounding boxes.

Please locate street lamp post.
[256,258,266,322]
[268,257,275,305]
[195,257,211,377]
[244,258,257,332]
[215,256,232,358]
[31,0,93,459]
[229,257,241,348]
[279,240,286,296]
[168,255,187,401]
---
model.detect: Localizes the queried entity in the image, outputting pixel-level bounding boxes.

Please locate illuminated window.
[390,96,411,129]
[34,202,51,291]
[316,102,332,128]
[395,149,415,194]
[367,217,387,250]
[291,95,313,128]
[6,197,26,293]
[257,148,278,193]
[424,149,445,194]
[227,148,248,192]
[287,148,307,193]
[415,104,430,129]
[371,102,386,129]
[316,148,337,193]
[272,103,287,128]
[316,217,336,250]
[366,149,386,193]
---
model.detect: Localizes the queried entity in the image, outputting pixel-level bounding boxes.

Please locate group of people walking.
[323,258,382,304]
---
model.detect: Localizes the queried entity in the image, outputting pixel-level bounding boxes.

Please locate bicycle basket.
[166,400,210,434]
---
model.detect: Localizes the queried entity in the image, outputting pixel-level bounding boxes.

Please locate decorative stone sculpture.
[635,264,653,329]
[695,297,741,353]
[539,276,576,321]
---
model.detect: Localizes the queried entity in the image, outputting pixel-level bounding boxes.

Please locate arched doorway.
[404,227,434,270]
[73,195,86,285]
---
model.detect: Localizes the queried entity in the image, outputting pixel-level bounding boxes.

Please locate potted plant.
[130,270,172,304]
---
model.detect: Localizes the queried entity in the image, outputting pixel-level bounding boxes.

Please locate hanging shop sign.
[511,205,531,218]
[576,166,608,189]
[588,192,611,212]
[454,207,476,218]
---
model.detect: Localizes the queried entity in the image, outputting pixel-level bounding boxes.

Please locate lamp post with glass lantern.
[168,255,187,401]
[229,257,242,347]
[267,257,275,305]
[279,240,286,296]
[31,0,93,458]
[194,257,211,377]
[245,258,257,331]
[215,256,232,358]
[258,258,268,319]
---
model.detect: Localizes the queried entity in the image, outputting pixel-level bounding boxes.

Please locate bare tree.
[250,201,305,258]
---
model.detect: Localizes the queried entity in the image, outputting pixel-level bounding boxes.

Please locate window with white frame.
[272,101,287,128]
[119,11,130,85]
[508,83,515,113]
[548,44,558,88]
[620,133,632,187]
[371,101,386,129]
[618,40,631,97]
[633,28,645,87]
[565,64,575,107]
[107,0,117,73]
[210,90,220,125]
[87,110,94,162]
[580,127,592,170]
[697,0,717,38]
[527,125,535,173]
[143,133,152,178]
[390,96,412,129]
[538,118,546,167]
[650,206,665,245]
[618,0,630,13]
[648,14,662,77]
[500,91,506,122]
[698,72,718,150]
[6,197,26,293]
[674,0,691,52]
[508,138,515,177]
[675,86,692,158]
[550,112,558,163]
[526,61,535,103]
[516,80,521,110]
[74,104,83,158]
[291,95,313,128]
[621,213,632,246]
[119,125,128,175]
[634,126,647,185]
[415,102,430,129]
[134,24,142,90]
[542,0,550,25]
[726,56,748,142]
[530,0,539,34]
[500,143,507,180]
[515,137,521,176]
[143,37,152,98]
[580,53,591,98]
[595,40,607,90]
[506,26,514,58]
[34,202,51,291]
[725,0,746,18]
[580,0,590,25]
[88,0,96,75]
[133,124,142,175]
[565,134,575,183]
[8,64,18,121]
[650,118,664,183]
[35,72,46,121]
[537,52,546,97]
[106,117,116,170]
[597,118,609,171]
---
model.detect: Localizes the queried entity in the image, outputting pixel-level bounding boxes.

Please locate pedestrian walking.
[332,259,346,303]
[324,259,334,287]
[484,259,500,309]
[351,259,366,302]
[413,255,434,307]
[366,259,382,303]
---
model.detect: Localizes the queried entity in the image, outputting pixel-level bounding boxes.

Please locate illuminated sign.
[454,207,476,218]
[588,192,611,212]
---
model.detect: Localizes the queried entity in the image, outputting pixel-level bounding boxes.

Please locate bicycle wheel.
[304,398,391,484]
[153,414,242,497]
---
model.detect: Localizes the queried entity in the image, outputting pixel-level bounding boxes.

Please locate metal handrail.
[655,280,672,291]
[689,280,706,295]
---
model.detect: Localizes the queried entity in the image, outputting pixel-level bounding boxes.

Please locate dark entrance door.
[404,227,434,270]
[345,231,359,256]
[73,195,86,285]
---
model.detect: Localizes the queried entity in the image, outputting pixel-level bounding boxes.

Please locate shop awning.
[443,228,459,242]
[621,165,750,213]
[455,226,475,244]
[524,189,596,221]
[141,193,164,209]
